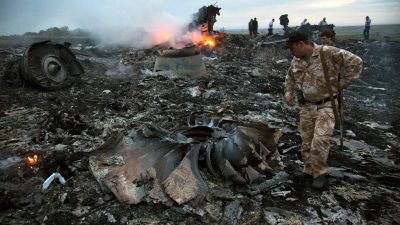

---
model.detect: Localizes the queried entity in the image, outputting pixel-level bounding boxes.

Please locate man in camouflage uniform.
[284,31,363,188]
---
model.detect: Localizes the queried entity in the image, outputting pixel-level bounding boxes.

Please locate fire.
[26,154,39,166]
[200,35,217,47]
[202,36,217,47]
[162,33,171,42]
[152,26,175,45]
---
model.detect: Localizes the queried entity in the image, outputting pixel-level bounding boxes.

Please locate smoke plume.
[1,0,202,48]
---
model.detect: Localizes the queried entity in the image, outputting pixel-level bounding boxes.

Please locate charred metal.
[89,115,282,205]
[3,40,83,90]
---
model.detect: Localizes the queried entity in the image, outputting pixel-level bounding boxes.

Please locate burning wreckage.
[189,4,221,33]
[2,18,284,207]
[1,6,400,225]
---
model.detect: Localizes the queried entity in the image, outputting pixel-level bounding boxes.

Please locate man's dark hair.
[320,29,332,38]
[285,30,310,48]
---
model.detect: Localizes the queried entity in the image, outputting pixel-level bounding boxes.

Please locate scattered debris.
[0,35,399,225]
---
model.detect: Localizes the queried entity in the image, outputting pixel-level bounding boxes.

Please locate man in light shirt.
[363,16,371,40]
[268,18,275,35]
[319,17,328,26]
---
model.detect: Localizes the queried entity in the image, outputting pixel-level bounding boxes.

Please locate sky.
[0,0,399,45]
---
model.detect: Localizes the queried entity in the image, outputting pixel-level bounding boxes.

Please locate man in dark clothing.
[253,18,258,36]
[248,19,254,37]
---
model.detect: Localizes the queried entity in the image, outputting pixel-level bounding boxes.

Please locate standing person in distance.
[253,17,259,36]
[319,17,328,26]
[363,16,371,41]
[248,18,254,37]
[268,18,275,35]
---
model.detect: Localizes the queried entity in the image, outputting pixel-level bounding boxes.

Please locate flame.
[162,33,170,42]
[200,35,217,47]
[26,154,39,166]
[151,25,176,45]
[203,36,217,47]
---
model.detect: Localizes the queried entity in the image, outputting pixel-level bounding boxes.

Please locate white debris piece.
[345,130,357,137]
[275,59,289,64]
[54,144,68,151]
[271,190,291,197]
[189,86,201,97]
[140,69,154,76]
[359,121,392,130]
[102,90,112,94]
[42,172,66,190]
[202,56,218,61]
[104,212,117,223]
[252,68,261,76]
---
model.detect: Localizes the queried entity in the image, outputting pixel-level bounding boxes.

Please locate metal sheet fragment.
[163,145,208,205]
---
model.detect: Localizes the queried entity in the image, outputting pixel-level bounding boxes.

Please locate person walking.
[363,16,371,40]
[268,18,275,35]
[284,31,363,189]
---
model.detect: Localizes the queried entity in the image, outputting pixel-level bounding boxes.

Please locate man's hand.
[286,95,295,106]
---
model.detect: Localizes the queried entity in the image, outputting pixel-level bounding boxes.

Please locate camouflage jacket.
[284,44,363,102]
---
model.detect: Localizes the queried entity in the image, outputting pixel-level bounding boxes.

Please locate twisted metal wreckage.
[89,114,283,205]
[3,40,84,90]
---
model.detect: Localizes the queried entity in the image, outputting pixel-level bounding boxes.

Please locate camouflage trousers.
[298,101,336,177]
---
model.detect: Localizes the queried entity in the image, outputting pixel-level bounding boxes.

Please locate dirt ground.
[0,34,399,225]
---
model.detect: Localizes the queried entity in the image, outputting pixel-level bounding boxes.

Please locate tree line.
[23,26,90,37]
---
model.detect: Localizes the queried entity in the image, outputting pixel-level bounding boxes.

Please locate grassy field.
[0,25,399,47]
[334,24,400,41]
[224,24,400,41]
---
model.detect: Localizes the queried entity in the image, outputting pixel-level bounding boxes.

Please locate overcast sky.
[0,0,399,36]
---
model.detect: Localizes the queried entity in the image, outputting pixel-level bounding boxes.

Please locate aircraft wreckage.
[3,40,83,90]
[89,114,282,205]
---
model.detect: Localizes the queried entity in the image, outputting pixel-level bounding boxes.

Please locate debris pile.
[0,35,399,225]
[89,115,282,205]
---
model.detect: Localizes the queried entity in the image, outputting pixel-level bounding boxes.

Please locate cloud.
[306,0,356,8]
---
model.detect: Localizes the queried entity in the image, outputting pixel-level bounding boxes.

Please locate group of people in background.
[248,16,372,41]
[248,18,258,37]
[249,17,275,36]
